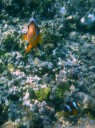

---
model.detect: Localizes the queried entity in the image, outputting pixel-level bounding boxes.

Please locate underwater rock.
[1,121,19,128]
[80,14,95,29]
[73,92,95,111]
[59,7,66,16]
[23,91,30,100]
[40,62,53,70]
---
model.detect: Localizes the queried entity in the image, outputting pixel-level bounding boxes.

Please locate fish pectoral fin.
[22,34,28,41]
[26,43,33,53]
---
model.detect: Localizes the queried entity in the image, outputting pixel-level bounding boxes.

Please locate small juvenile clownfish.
[63,101,79,116]
[22,18,42,53]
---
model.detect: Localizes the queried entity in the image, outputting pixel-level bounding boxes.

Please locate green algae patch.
[35,87,51,101]
[56,111,65,119]
[53,82,70,105]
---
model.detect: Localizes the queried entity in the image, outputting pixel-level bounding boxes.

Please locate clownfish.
[63,101,79,116]
[22,18,42,53]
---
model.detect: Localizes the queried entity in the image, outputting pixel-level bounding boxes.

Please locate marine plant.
[2,31,19,52]
[51,81,71,110]
[1,0,55,17]
[0,101,9,125]
[55,111,65,119]
[35,87,51,101]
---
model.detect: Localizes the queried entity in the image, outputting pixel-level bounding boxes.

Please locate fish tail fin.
[22,34,28,41]
[26,43,33,53]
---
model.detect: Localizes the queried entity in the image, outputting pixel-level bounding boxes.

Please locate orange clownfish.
[22,18,42,53]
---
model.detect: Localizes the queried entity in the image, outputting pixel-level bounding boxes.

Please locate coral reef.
[1,0,95,127]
